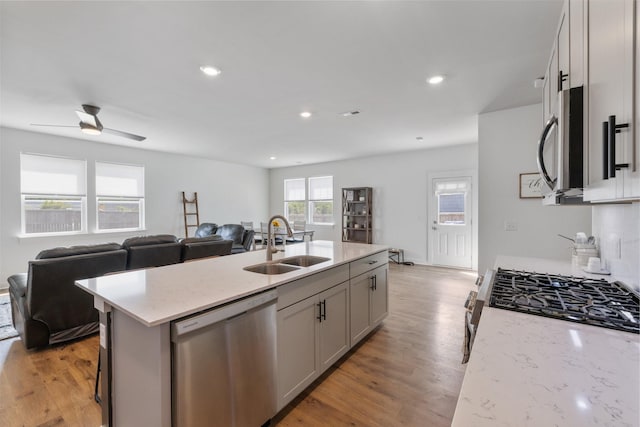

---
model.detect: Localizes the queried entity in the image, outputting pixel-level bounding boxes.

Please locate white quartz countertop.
[452,255,640,427]
[76,240,388,327]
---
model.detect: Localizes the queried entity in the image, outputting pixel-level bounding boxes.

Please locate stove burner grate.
[489,269,640,334]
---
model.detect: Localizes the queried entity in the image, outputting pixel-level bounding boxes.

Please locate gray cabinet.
[318,282,350,372]
[583,0,639,201]
[277,281,349,410]
[350,260,389,347]
[276,265,350,411]
[277,295,320,410]
[276,251,388,411]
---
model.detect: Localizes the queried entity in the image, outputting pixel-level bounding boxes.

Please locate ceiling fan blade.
[75,110,98,127]
[102,127,146,142]
[30,123,78,128]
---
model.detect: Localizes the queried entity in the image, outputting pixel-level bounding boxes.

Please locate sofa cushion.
[36,243,122,259]
[122,234,178,249]
[195,223,218,238]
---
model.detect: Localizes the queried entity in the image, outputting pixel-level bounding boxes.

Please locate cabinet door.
[549,42,559,118]
[585,0,635,201]
[370,265,389,327]
[350,272,372,346]
[276,296,319,411]
[558,3,570,92]
[626,0,640,198]
[318,282,349,373]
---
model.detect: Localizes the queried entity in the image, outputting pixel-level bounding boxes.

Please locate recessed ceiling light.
[427,75,444,85]
[200,66,221,76]
[416,136,424,142]
[300,111,312,118]
[269,156,277,160]
[340,110,360,117]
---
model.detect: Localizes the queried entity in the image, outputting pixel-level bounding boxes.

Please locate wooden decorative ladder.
[181,191,200,238]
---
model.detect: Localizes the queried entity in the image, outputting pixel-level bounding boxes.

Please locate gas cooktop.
[489,268,640,334]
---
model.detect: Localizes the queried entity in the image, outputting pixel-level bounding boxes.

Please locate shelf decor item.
[342,187,372,243]
[519,172,543,199]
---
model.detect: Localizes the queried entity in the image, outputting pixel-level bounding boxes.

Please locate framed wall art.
[519,172,543,199]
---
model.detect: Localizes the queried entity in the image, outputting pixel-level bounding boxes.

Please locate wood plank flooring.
[0,264,476,427]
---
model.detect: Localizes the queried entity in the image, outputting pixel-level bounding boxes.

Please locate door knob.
[432,226,437,230]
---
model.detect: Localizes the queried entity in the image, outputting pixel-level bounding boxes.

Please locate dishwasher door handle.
[172,289,278,338]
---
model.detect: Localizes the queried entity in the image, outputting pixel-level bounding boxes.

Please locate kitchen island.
[76,240,389,426]
[452,256,640,426]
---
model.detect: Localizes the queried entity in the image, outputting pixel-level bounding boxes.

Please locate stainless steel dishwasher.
[171,289,278,427]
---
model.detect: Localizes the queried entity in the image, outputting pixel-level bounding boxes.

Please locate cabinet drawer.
[277,264,349,310]
[349,251,388,278]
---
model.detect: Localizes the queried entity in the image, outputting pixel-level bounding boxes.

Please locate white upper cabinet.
[541,0,584,144]
[583,0,639,202]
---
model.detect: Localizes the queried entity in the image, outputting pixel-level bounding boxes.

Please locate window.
[435,180,468,225]
[21,153,87,235]
[284,176,334,225]
[308,176,333,224]
[284,178,306,223]
[96,162,145,231]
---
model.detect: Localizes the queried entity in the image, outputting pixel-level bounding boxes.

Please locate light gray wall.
[478,104,592,273]
[0,127,269,282]
[268,144,479,267]
[592,203,640,290]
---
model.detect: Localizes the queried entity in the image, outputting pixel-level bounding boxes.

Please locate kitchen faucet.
[266,215,293,261]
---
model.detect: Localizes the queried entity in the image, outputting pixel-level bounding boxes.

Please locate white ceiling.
[0,1,562,169]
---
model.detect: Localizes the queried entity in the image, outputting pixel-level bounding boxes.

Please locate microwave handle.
[537,115,558,189]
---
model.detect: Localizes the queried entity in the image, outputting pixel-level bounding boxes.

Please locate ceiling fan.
[31,104,146,142]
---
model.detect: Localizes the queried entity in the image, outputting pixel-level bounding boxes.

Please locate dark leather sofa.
[8,243,127,350]
[195,223,255,254]
[7,231,245,350]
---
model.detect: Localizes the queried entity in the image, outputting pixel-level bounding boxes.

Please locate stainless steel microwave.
[537,86,587,205]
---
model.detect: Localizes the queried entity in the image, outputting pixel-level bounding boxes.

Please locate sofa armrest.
[8,273,28,298]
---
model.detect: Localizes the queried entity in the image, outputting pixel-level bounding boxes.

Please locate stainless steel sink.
[243,263,300,275]
[279,255,331,267]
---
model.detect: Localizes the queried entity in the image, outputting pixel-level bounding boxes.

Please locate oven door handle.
[537,115,558,190]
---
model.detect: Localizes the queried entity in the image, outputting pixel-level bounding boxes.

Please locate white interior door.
[429,176,472,269]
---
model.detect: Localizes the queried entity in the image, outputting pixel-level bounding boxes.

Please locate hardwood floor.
[0,264,476,427]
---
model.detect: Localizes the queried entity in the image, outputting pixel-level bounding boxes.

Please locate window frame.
[20,153,88,236]
[307,176,334,225]
[284,178,307,223]
[283,176,334,225]
[95,161,145,232]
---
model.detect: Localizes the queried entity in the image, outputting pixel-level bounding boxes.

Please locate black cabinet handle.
[317,301,323,322]
[322,300,327,321]
[609,115,617,178]
[374,275,377,291]
[608,115,631,178]
[369,275,376,291]
[558,70,568,91]
[367,260,378,265]
[603,121,609,180]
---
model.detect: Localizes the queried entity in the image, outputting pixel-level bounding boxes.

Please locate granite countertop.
[452,255,640,427]
[76,240,388,327]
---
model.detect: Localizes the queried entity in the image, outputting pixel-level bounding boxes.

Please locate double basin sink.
[244,255,331,275]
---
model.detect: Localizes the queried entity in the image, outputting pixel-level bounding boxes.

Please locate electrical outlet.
[504,220,518,232]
